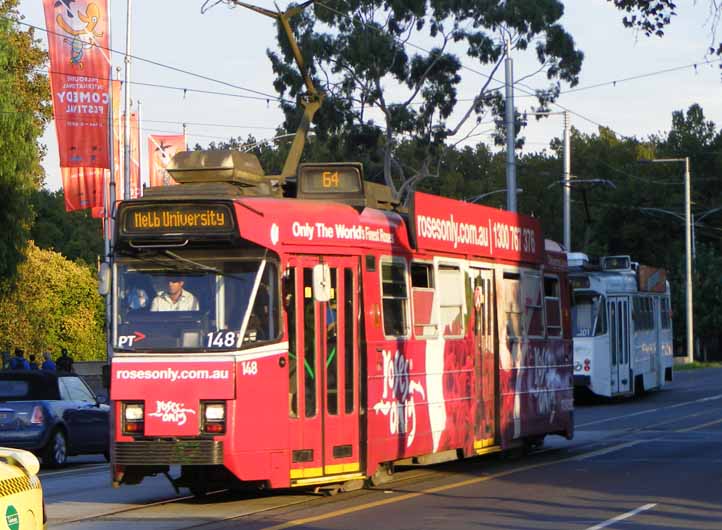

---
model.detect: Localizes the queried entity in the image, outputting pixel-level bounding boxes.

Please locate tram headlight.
[204,403,225,422]
[202,402,226,434]
[123,402,144,434]
[124,403,144,421]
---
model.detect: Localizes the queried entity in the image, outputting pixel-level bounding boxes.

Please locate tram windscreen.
[114,255,278,351]
[572,292,607,337]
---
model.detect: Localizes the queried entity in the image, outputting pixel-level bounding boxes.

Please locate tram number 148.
[242,361,258,376]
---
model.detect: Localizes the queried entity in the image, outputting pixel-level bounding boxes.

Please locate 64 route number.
[242,361,258,376]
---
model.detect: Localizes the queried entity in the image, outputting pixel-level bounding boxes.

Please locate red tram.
[108,152,574,492]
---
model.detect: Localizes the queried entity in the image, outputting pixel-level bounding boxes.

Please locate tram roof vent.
[601,255,632,271]
[166,150,281,196]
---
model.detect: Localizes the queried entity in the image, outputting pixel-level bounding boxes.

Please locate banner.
[148,134,186,187]
[61,167,107,212]
[44,0,111,168]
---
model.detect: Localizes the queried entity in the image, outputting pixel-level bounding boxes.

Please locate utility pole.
[563,111,571,250]
[642,158,694,363]
[683,156,693,363]
[504,36,517,212]
[123,0,133,201]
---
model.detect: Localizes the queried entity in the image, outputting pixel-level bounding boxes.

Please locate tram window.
[381,260,409,337]
[503,272,522,340]
[595,297,607,336]
[287,269,298,418]
[571,293,606,337]
[326,271,338,415]
[522,272,543,337]
[411,262,437,337]
[544,276,562,337]
[661,297,671,329]
[610,302,617,364]
[344,268,354,414]
[303,269,317,418]
[439,265,464,337]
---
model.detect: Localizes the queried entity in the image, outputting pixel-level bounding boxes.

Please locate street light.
[466,188,523,204]
[639,205,722,261]
[639,157,693,363]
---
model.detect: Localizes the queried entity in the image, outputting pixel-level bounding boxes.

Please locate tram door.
[286,256,360,483]
[609,297,631,394]
[469,268,498,448]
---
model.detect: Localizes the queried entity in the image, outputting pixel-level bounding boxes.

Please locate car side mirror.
[98,261,111,296]
[96,393,108,405]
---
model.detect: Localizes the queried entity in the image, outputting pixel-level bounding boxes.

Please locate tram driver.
[150,277,199,312]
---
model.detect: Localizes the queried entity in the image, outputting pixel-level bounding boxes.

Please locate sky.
[16,0,722,192]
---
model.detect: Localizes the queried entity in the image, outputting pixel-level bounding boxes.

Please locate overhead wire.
[2,14,286,103]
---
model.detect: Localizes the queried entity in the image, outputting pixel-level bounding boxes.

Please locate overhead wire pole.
[642,158,694,363]
[123,0,133,200]
[563,111,571,250]
[504,36,517,212]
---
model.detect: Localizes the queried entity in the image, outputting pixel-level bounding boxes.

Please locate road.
[45,367,722,529]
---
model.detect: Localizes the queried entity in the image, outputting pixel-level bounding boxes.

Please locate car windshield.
[114,254,278,351]
[571,291,606,338]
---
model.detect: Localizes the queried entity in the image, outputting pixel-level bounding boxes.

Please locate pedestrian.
[56,347,74,373]
[9,348,30,370]
[41,352,56,371]
[28,354,39,370]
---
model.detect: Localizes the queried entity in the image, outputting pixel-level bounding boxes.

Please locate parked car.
[0,371,109,467]
[0,447,45,529]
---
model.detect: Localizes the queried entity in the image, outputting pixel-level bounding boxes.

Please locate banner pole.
[106,0,115,363]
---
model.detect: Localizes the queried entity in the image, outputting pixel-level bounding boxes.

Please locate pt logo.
[148,400,196,426]
[118,331,146,348]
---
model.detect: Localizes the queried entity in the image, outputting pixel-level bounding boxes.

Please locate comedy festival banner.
[43,0,112,168]
[61,167,106,212]
[148,134,186,187]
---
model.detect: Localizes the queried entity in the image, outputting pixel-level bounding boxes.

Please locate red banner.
[148,134,186,187]
[44,0,111,168]
[61,167,107,212]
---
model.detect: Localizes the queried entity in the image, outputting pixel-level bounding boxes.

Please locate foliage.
[608,1,721,62]
[221,0,583,202]
[0,1,52,289]
[30,189,104,265]
[0,242,105,361]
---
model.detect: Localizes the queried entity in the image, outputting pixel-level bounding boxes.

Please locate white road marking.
[585,503,657,530]
[577,394,722,428]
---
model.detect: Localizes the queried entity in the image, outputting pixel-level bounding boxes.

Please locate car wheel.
[44,430,68,468]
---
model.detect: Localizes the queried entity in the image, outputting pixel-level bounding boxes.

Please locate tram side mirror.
[98,262,111,296]
[312,264,331,302]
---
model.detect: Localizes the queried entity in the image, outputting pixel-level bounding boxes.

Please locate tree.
[214,0,583,202]
[30,190,104,265]
[0,242,105,361]
[0,1,51,289]
[608,1,722,61]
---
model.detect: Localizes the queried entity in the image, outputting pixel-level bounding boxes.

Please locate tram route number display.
[298,164,363,194]
[492,222,536,254]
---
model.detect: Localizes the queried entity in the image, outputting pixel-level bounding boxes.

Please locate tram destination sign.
[410,192,543,263]
[120,203,235,236]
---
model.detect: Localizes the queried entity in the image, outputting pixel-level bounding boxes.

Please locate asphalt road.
[45,367,722,530]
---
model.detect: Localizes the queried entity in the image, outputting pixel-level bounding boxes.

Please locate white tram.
[569,254,674,397]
